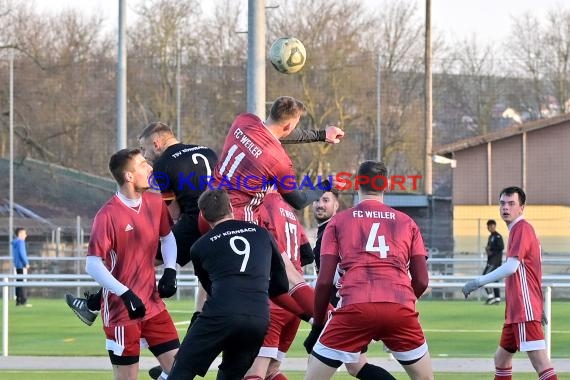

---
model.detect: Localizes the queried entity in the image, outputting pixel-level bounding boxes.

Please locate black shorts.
[156,213,202,267]
[169,314,268,380]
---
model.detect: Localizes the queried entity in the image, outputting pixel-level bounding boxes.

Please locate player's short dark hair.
[198,190,232,223]
[327,188,340,199]
[357,160,388,194]
[138,122,173,140]
[109,148,141,186]
[268,96,306,124]
[487,219,496,226]
[499,186,526,205]
[14,227,25,235]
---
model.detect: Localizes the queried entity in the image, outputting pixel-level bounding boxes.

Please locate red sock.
[539,368,558,380]
[290,282,314,317]
[494,366,512,380]
[266,372,287,380]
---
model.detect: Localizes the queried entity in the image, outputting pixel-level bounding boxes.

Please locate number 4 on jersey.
[365,222,390,258]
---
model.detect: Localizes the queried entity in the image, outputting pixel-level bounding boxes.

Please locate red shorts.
[103,310,179,359]
[499,321,545,352]
[258,305,301,361]
[314,302,428,363]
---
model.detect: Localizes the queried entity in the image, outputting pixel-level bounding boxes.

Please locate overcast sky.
[34,0,566,45]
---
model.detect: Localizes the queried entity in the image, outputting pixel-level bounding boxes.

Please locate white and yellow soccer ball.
[269,37,306,74]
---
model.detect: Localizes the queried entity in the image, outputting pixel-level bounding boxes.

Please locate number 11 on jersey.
[365,222,390,258]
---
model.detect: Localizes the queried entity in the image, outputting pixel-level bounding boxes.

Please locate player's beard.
[314,209,331,223]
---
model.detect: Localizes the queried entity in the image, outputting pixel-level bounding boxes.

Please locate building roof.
[434,114,570,156]
[384,194,429,207]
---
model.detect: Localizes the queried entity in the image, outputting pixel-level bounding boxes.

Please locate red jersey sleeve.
[88,210,113,260]
[320,218,339,258]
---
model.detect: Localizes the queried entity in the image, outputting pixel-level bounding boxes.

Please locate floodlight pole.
[424,0,433,195]
[176,36,181,140]
[4,50,14,357]
[247,0,266,118]
[117,0,127,150]
[376,53,382,161]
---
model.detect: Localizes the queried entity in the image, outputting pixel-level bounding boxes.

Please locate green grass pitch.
[1,297,568,379]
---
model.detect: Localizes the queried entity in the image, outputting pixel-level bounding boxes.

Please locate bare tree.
[505,12,547,114]
[0,4,113,171]
[366,0,426,175]
[127,0,201,130]
[438,37,501,138]
[197,0,247,66]
[543,8,570,113]
[265,0,426,183]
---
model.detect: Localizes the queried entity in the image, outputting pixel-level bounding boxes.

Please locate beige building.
[435,115,570,254]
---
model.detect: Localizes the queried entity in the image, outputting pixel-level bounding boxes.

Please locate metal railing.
[2,272,570,358]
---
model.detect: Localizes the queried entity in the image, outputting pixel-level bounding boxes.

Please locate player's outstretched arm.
[462,257,520,298]
[85,256,129,296]
[280,128,325,144]
[281,180,330,210]
[85,256,146,319]
[158,232,177,298]
[280,126,344,144]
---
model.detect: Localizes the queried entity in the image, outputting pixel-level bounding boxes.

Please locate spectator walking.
[12,227,31,307]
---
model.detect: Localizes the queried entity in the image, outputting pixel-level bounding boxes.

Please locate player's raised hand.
[324,126,344,144]
[120,289,146,319]
[461,279,481,298]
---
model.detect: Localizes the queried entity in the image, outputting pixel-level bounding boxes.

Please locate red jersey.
[213,113,295,220]
[88,192,172,327]
[257,192,309,273]
[505,217,543,323]
[321,199,427,309]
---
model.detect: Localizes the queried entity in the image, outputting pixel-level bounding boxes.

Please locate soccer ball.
[269,37,306,74]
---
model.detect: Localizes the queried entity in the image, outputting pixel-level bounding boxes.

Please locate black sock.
[356,363,396,380]
[87,288,103,311]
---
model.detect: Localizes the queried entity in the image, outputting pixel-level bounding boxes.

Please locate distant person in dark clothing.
[483,219,504,305]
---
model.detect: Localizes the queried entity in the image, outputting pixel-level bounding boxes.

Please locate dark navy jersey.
[153,143,218,215]
[190,220,288,319]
